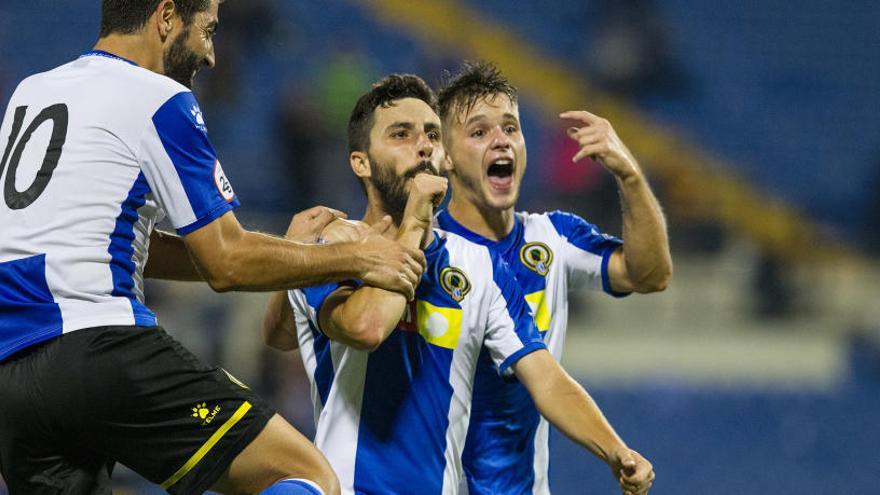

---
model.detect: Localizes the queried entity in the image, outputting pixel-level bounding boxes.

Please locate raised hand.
[560,110,641,181]
[402,174,449,229]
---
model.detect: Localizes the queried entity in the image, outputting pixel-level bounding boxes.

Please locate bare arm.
[562,110,673,294]
[182,210,425,297]
[514,350,655,494]
[144,229,203,281]
[262,290,298,351]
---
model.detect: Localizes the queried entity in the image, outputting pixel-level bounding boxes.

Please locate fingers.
[618,452,654,495]
[560,110,603,125]
[310,207,343,232]
[572,143,606,163]
[298,205,347,222]
[397,271,416,301]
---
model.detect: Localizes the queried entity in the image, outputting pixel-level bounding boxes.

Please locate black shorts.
[0,325,275,495]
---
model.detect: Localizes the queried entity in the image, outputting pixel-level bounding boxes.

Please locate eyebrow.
[464,113,519,127]
[386,122,415,132]
[385,121,441,133]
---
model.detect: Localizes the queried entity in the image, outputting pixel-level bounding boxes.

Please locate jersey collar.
[435,209,522,255]
[79,50,139,67]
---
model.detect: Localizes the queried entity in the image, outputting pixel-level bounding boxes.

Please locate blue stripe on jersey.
[151,92,239,235]
[352,236,457,494]
[464,353,540,495]
[108,172,156,326]
[308,319,335,408]
[0,254,63,360]
[354,331,454,494]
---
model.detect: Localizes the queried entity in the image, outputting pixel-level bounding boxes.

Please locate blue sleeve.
[547,210,629,297]
[486,253,547,377]
[150,91,239,235]
[301,280,363,335]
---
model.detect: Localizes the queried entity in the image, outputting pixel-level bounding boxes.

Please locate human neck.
[447,195,514,241]
[93,35,162,73]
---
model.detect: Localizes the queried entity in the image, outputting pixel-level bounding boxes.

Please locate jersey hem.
[176,200,239,235]
[600,245,631,298]
[0,325,62,361]
[498,341,547,376]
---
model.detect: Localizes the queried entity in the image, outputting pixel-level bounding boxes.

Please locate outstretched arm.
[181,209,425,297]
[514,350,655,494]
[561,111,672,294]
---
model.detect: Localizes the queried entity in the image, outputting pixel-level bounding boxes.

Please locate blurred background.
[2,0,879,493]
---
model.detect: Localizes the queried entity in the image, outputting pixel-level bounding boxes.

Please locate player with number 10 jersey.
[0,50,235,358]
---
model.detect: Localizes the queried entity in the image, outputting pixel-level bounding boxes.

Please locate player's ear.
[350,151,371,180]
[156,0,176,41]
[442,152,454,174]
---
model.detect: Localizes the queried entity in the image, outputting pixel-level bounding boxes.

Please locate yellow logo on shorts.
[192,402,221,426]
[520,242,553,276]
[440,267,471,302]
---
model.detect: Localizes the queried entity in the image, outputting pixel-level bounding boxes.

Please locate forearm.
[518,353,627,463]
[262,290,298,350]
[145,230,203,281]
[205,231,361,292]
[617,173,673,292]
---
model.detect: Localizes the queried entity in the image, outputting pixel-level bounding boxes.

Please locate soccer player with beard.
[0,2,428,494]
[262,74,654,495]
[436,62,672,494]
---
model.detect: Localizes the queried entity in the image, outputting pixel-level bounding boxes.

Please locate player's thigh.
[210,414,339,495]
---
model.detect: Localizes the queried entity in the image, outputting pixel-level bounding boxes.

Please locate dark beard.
[371,158,439,225]
[163,28,202,88]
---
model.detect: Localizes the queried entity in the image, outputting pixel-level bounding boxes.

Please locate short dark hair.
[437,61,518,125]
[347,74,438,153]
[99,0,212,38]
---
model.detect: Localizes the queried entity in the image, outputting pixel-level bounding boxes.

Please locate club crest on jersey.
[214,160,235,202]
[520,242,553,276]
[440,267,471,302]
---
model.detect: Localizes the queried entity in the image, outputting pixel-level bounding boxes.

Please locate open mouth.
[487,158,514,191]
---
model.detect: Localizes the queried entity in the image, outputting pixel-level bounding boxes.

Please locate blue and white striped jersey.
[436,209,625,495]
[0,51,237,360]
[289,230,546,495]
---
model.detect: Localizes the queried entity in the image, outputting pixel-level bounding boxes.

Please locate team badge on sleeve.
[440,267,471,302]
[520,242,553,276]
